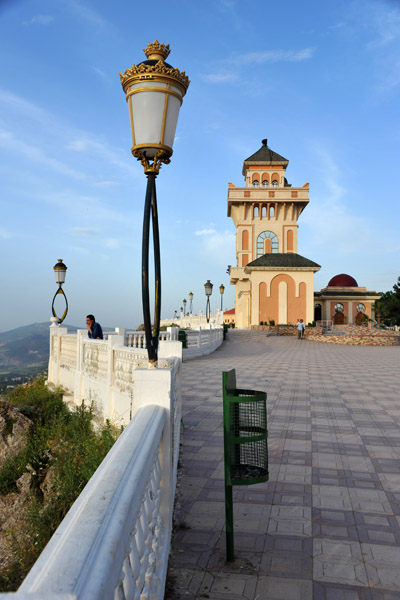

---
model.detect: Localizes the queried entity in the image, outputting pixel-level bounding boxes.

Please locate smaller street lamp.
[219,284,225,312]
[204,280,213,323]
[183,299,187,316]
[52,259,68,324]
[189,291,193,314]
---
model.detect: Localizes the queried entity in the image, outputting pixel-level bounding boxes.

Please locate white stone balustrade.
[2,404,178,600]
[47,327,182,426]
[0,322,224,599]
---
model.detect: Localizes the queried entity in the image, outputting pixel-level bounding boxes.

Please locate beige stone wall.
[250,270,315,326]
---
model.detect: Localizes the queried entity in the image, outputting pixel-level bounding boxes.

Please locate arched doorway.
[334,312,345,324]
[314,303,321,322]
[333,303,345,324]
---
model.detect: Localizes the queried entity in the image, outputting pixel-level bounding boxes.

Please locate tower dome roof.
[242,139,288,175]
[328,274,358,287]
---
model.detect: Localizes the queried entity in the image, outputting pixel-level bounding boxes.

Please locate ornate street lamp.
[204,280,213,323]
[51,259,68,324]
[189,291,193,314]
[183,299,187,316]
[120,41,190,364]
[219,284,225,312]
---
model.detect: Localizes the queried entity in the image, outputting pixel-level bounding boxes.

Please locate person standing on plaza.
[297,318,305,340]
[86,314,103,339]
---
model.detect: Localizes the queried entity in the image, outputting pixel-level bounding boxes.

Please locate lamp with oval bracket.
[51,259,68,324]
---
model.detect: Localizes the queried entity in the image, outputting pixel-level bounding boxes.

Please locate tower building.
[228,139,320,328]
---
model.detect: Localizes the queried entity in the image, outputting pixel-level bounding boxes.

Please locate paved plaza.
[167,330,400,599]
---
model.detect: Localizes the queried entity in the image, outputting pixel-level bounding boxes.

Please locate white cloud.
[0,228,12,239]
[64,0,113,33]
[203,47,315,84]
[92,66,107,79]
[227,47,315,66]
[65,136,135,176]
[0,128,86,180]
[93,180,119,187]
[105,238,120,249]
[45,190,129,225]
[195,228,217,236]
[0,89,134,180]
[366,5,400,48]
[195,228,236,266]
[301,145,378,257]
[201,72,239,84]
[23,15,54,26]
[71,227,97,237]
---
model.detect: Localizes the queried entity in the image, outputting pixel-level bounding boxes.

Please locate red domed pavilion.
[314,274,380,325]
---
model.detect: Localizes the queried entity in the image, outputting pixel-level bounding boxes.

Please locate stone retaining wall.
[252,325,400,346]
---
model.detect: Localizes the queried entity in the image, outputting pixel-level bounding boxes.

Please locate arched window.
[356,303,365,313]
[335,303,344,313]
[262,180,269,187]
[272,180,278,188]
[257,231,278,256]
[253,180,259,188]
[261,206,267,217]
[287,229,293,252]
[253,206,259,217]
[269,205,275,218]
[242,229,249,250]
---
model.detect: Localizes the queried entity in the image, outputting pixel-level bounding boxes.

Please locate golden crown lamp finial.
[143,40,171,61]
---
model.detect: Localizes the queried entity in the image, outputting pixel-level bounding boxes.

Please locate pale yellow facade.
[228,140,320,328]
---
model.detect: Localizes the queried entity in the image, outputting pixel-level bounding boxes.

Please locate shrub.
[269,320,275,326]
[0,379,121,591]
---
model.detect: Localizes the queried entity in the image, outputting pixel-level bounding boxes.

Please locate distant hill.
[0,323,78,369]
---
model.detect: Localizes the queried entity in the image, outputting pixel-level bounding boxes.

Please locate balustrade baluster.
[121,555,136,599]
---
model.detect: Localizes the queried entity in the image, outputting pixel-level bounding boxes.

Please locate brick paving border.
[167,330,400,599]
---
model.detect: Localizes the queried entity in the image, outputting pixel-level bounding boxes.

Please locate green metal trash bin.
[178,329,187,348]
[222,368,268,560]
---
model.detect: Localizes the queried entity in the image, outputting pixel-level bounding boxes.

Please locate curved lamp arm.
[51,286,68,324]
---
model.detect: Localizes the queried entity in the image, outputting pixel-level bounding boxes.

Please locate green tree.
[374,277,400,325]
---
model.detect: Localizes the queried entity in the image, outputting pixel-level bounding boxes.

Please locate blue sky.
[0,0,399,331]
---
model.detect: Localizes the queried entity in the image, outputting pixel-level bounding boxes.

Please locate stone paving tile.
[166,332,400,599]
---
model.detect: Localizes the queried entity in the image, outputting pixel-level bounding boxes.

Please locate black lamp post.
[219,284,225,312]
[120,41,190,364]
[183,299,187,316]
[204,280,213,323]
[51,259,68,324]
[189,291,193,314]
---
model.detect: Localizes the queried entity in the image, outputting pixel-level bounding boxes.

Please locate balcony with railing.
[0,323,223,599]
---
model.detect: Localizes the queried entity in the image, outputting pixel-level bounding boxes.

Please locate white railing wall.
[124,326,223,362]
[4,403,180,600]
[183,327,224,359]
[47,327,183,426]
[0,321,225,599]
[160,309,224,329]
